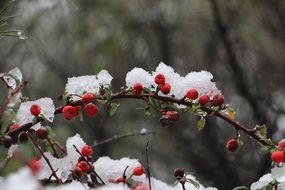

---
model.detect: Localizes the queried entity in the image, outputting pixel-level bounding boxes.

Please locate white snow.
[16,97,55,125]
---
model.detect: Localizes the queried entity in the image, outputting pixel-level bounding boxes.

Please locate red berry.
[132,183,149,190]
[36,128,48,139]
[199,95,210,106]
[271,150,285,163]
[133,83,143,94]
[28,158,41,174]
[30,104,41,117]
[174,168,185,179]
[165,111,180,122]
[9,123,19,132]
[19,132,28,143]
[211,94,224,106]
[62,105,77,120]
[186,89,198,100]
[81,145,93,157]
[226,139,239,152]
[109,177,128,184]
[82,93,95,104]
[2,135,12,148]
[278,139,285,150]
[73,166,83,178]
[85,103,99,117]
[77,161,90,173]
[161,83,171,95]
[154,74,166,85]
[132,166,144,176]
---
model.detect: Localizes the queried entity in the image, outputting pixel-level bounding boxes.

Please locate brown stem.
[4,92,274,148]
[28,133,61,184]
[46,137,59,158]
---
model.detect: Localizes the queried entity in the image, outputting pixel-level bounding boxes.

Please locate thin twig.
[73,144,106,185]
[92,130,156,148]
[146,141,152,190]
[28,133,61,184]
[46,136,59,158]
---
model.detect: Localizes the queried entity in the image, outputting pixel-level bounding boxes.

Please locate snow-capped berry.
[9,123,19,132]
[165,111,180,122]
[199,95,210,106]
[28,159,41,174]
[81,145,93,157]
[132,166,144,176]
[226,139,239,152]
[62,105,77,120]
[161,83,171,95]
[30,104,41,117]
[77,161,90,173]
[271,150,285,163]
[186,89,199,100]
[2,135,12,148]
[82,92,95,104]
[174,168,185,179]
[154,73,166,85]
[36,128,48,139]
[211,94,224,106]
[133,83,143,94]
[278,139,285,150]
[85,103,99,117]
[18,132,28,143]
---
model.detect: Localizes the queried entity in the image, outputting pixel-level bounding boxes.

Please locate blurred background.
[1,0,285,189]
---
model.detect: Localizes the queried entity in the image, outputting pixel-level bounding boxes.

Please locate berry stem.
[46,136,59,158]
[27,133,61,184]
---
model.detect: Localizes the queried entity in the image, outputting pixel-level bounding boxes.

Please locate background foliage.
[1,0,285,189]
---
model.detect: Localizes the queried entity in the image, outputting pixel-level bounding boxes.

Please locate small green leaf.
[189,103,200,113]
[109,102,120,116]
[197,116,206,131]
[104,87,112,101]
[232,186,249,190]
[149,97,159,109]
[144,107,151,116]
[258,124,267,138]
[226,106,236,120]
[1,120,11,135]
[187,178,200,189]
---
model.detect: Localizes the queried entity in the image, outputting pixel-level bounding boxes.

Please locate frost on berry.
[133,83,143,94]
[16,98,55,125]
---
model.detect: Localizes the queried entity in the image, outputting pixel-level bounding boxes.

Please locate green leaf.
[104,87,112,101]
[260,146,272,154]
[258,124,267,138]
[1,120,11,135]
[109,102,120,116]
[144,107,151,116]
[226,106,236,120]
[232,186,249,190]
[149,97,159,109]
[187,178,200,189]
[189,103,200,113]
[197,116,206,131]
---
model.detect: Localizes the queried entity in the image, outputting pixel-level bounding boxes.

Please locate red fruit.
[19,132,28,143]
[81,145,93,157]
[165,111,180,122]
[133,166,144,176]
[74,106,81,116]
[28,159,41,174]
[2,135,12,148]
[109,177,127,184]
[271,150,285,163]
[85,103,99,117]
[62,105,77,120]
[211,94,224,106]
[77,161,90,173]
[82,93,95,104]
[133,83,143,94]
[199,95,210,106]
[186,89,198,100]
[30,104,41,117]
[154,73,166,85]
[36,128,48,139]
[73,166,83,178]
[9,123,19,131]
[226,139,239,152]
[174,168,185,179]
[161,83,171,95]
[278,139,285,150]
